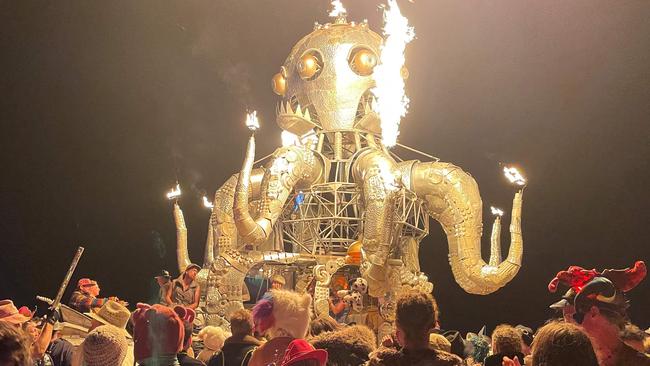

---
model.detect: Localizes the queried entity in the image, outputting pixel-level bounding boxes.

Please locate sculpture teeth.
[295,104,302,117]
[286,101,293,114]
[303,107,311,121]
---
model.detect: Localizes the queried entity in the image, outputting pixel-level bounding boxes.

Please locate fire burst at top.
[167,0,529,337]
[374,0,415,147]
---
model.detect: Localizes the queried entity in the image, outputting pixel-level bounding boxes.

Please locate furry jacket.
[310,325,377,366]
[367,347,463,366]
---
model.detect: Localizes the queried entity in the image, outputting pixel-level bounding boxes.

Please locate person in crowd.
[248,290,312,366]
[156,270,174,306]
[484,324,524,366]
[270,274,286,290]
[23,317,57,366]
[309,315,341,337]
[514,325,533,364]
[174,306,205,366]
[68,278,127,313]
[196,326,229,364]
[279,339,327,366]
[172,264,201,310]
[46,322,74,366]
[0,299,58,364]
[70,300,134,366]
[464,330,490,366]
[0,320,32,365]
[79,325,128,366]
[328,289,347,324]
[133,303,185,366]
[503,321,598,366]
[208,308,262,366]
[429,333,452,353]
[368,291,462,366]
[621,323,648,353]
[548,261,650,366]
[310,324,376,366]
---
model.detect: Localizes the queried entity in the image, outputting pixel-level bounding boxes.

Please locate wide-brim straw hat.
[87,300,132,338]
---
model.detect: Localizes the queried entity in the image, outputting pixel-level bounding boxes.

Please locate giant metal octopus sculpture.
[171,10,525,334]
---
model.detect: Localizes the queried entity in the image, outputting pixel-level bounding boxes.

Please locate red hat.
[132,303,184,361]
[280,339,327,366]
[18,306,34,319]
[78,278,98,288]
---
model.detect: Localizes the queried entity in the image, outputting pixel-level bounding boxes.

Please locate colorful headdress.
[548,261,646,323]
[252,289,311,339]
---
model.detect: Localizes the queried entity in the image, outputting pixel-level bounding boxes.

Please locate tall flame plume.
[373,0,415,148]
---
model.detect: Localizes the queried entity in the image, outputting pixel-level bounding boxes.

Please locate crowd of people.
[1,262,649,366]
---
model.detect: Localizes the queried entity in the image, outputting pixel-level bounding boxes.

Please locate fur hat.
[252,289,311,339]
[173,306,196,351]
[132,303,184,361]
[310,324,376,366]
[198,326,230,352]
[83,325,128,366]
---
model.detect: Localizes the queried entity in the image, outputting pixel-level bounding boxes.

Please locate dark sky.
[1,1,648,333]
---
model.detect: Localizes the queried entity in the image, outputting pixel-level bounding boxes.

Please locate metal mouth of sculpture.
[170,6,526,335]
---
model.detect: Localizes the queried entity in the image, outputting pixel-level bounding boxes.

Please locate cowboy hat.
[0,300,31,325]
[87,300,132,338]
[280,339,327,366]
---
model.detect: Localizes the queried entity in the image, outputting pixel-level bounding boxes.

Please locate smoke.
[151,230,166,258]
[185,3,256,107]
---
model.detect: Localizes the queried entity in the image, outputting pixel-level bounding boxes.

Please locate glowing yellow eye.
[297,52,322,80]
[272,72,286,96]
[349,48,377,76]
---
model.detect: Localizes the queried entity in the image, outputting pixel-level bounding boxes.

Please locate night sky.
[1,1,648,334]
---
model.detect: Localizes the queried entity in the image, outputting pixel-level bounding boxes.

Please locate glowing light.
[490,206,504,216]
[245,110,259,131]
[503,166,526,186]
[202,196,214,209]
[281,130,299,147]
[329,0,347,18]
[373,0,415,148]
[166,183,181,200]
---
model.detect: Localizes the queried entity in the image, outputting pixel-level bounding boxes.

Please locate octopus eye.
[349,47,377,76]
[272,72,287,96]
[297,50,323,80]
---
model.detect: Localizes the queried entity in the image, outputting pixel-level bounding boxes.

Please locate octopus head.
[271,19,383,135]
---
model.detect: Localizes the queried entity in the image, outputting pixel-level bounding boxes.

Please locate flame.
[245,110,260,131]
[490,206,504,216]
[373,0,415,148]
[503,166,526,186]
[281,130,299,147]
[166,183,181,200]
[329,0,347,18]
[202,195,214,209]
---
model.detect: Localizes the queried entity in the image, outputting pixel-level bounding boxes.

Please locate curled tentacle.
[404,160,524,295]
